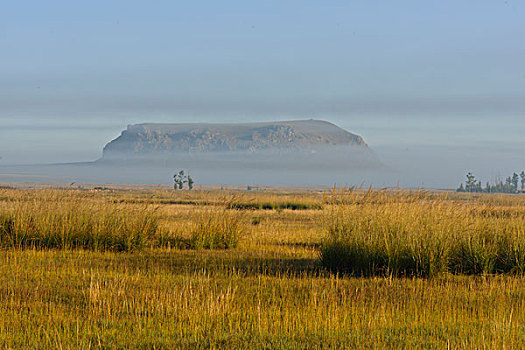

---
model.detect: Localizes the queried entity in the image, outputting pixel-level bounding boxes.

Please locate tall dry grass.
[0,190,158,251]
[158,194,248,249]
[320,188,525,276]
[0,189,252,252]
[188,205,246,249]
[3,187,525,347]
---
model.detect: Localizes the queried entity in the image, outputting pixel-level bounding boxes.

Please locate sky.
[1,1,525,186]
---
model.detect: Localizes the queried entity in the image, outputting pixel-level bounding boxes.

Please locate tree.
[465,172,477,193]
[173,170,186,190]
[512,173,519,193]
[173,170,194,190]
[505,177,513,193]
[173,173,180,190]
[460,171,525,194]
[179,170,186,189]
[187,174,194,190]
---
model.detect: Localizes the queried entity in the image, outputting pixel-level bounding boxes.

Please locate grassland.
[1,187,525,348]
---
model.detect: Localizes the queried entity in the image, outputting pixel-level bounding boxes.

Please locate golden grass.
[321,188,525,276]
[0,190,158,251]
[2,187,525,348]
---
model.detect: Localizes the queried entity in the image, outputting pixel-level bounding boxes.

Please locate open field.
[2,187,525,348]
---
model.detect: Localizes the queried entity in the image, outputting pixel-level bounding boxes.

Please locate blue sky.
[1,1,525,185]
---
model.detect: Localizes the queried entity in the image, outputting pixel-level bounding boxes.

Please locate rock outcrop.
[102,120,367,158]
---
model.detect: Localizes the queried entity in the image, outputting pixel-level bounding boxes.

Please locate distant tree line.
[457,171,525,194]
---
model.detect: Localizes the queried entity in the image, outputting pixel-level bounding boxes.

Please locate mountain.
[101,119,368,158]
[0,120,384,186]
[96,120,383,185]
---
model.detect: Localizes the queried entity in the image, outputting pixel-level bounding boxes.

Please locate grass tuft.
[0,191,158,251]
[320,188,525,277]
[188,206,246,249]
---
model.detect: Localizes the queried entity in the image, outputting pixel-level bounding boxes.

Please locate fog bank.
[2,141,524,189]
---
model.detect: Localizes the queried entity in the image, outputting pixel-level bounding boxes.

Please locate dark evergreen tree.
[476,181,483,193]
[505,177,513,193]
[512,173,519,193]
[187,175,194,190]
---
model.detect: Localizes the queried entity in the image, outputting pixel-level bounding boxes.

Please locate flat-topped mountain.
[102,120,367,158]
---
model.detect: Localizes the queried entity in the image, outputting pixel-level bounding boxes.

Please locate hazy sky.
[1,1,525,185]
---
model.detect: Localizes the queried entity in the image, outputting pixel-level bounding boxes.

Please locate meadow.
[1,186,525,349]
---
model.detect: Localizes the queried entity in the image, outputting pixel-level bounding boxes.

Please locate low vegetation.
[2,186,525,348]
[0,191,157,251]
[158,205,246,249]
[321,188,525,277]
[188,206,245,249]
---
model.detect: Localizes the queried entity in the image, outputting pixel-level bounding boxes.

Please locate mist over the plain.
[2,112,525,188]
[2,126,525,189]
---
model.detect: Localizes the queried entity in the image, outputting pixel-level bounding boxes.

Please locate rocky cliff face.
[102,120,367,158]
